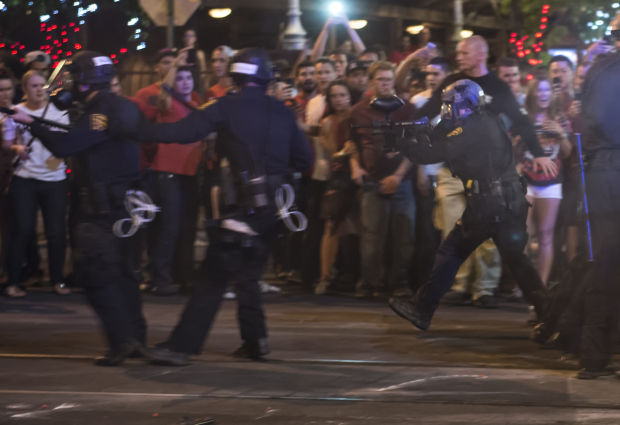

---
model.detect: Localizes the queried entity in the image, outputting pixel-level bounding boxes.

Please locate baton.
[575,132,594,262]
[0,106,72,131]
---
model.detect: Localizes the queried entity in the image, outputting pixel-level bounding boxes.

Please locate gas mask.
[45,60,77,111]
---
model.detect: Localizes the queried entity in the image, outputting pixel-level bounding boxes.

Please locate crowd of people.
[0,13,619,377]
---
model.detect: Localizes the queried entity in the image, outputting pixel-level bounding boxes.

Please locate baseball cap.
[346,60,370,75]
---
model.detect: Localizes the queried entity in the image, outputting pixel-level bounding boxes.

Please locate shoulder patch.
[199,98,218,110]
[447,127,463,138]
[89,113,108,131]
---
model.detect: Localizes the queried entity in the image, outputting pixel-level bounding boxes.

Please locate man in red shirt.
[292,60,317,120]
[145,52,204,295]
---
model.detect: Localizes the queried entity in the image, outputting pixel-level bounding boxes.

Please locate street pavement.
[1,281,619,425]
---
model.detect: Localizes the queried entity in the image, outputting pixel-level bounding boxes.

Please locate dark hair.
[328,49,348,57]
[296,60,315,76]
[549,55,574,70]
[323,80,351,117]
[0,66,15,81]
[176,65,195,75]
[428,56,451,74]
[496,56,519,69]
[153,48,177,64]
[314,57,336,70]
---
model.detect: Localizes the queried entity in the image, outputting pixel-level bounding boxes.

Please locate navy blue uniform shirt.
[139,86,312,176]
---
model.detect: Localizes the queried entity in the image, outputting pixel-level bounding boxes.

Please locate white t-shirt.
[11,102,69,182]
[305,94,330,181]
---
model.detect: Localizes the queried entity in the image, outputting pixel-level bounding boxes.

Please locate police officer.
[142,48,312,366]
[10,51,147,365]
[574,50,620,379]
[388,80,548,331]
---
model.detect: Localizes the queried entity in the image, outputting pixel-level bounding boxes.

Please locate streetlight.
[209,8,232,19]
[328,2,344,16]
[406,25,425,35]
[349,19,367,29]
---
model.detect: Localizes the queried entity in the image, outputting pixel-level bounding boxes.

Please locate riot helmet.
[440,79,485,123]
[48,51,115,110]
[229,48,273,87]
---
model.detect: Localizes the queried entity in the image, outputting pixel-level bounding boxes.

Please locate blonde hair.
[21,69,47,90]
[368,61,395,79]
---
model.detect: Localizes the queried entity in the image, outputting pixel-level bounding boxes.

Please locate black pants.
[416,191,546,316]
[148,172,199,289]
[74,217,146,352]
[579,154,620,371]
[166,220,274,354]
[6,176,67,285]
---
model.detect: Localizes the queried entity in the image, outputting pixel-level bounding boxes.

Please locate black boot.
[232,338,270,360]
[95,340,144,366]
[388,298,432,331]
[145,343,190,366]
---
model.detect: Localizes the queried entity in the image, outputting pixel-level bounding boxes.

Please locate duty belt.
[464,176,518,197]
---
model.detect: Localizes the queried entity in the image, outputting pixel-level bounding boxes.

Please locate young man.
[343,61,416,298]
[497,57,524,106]
[147,54,204,296]
[205,45,234,100]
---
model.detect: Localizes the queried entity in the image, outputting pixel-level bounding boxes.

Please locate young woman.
[520,77,572,285]
[315,80,355,295]
[2,70,70,297]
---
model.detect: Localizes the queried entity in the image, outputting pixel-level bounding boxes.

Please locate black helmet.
[69,50,115,85]
[229,48,273,85]
[440,79,485,123]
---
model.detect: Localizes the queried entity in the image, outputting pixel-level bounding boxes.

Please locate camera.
[186,48,197,65]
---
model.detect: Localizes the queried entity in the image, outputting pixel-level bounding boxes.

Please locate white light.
[613,3,620,8]
[208,8,231,18]
[77,7,86,17]
[328,2,344,16]
[53,9,59,14]
[27,1,33,5]
[79,19,85,24]
[135,28,141,33]
[406,25,424,35]
[595,20,604,26]
[596,10,604,17]
[349,19,367,30]
[87,3,97,12]
[587,22,593,27]
[73,1,80,5]
[40,14,51,22]
[127,17,138,26]
[0,1,7,11]
[460,29,474,39]
[592,25,599,30]
[133,34,140,39]
[137,42,146,50]
[114,0,119,2]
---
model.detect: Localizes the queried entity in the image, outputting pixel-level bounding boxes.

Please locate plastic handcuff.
[113,190,160,238]
[275,184,307,232]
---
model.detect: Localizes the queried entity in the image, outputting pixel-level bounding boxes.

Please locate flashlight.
[328,1,344,16]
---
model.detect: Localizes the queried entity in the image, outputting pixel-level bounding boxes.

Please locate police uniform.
[389,80,547,330]
[142,49,312,364]
[577,51,620,377]
[24,52,147,365]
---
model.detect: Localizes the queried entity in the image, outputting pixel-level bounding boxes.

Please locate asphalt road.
[1,282,619,425]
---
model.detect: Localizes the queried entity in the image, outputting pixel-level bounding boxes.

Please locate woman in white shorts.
[519,77,572,285]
